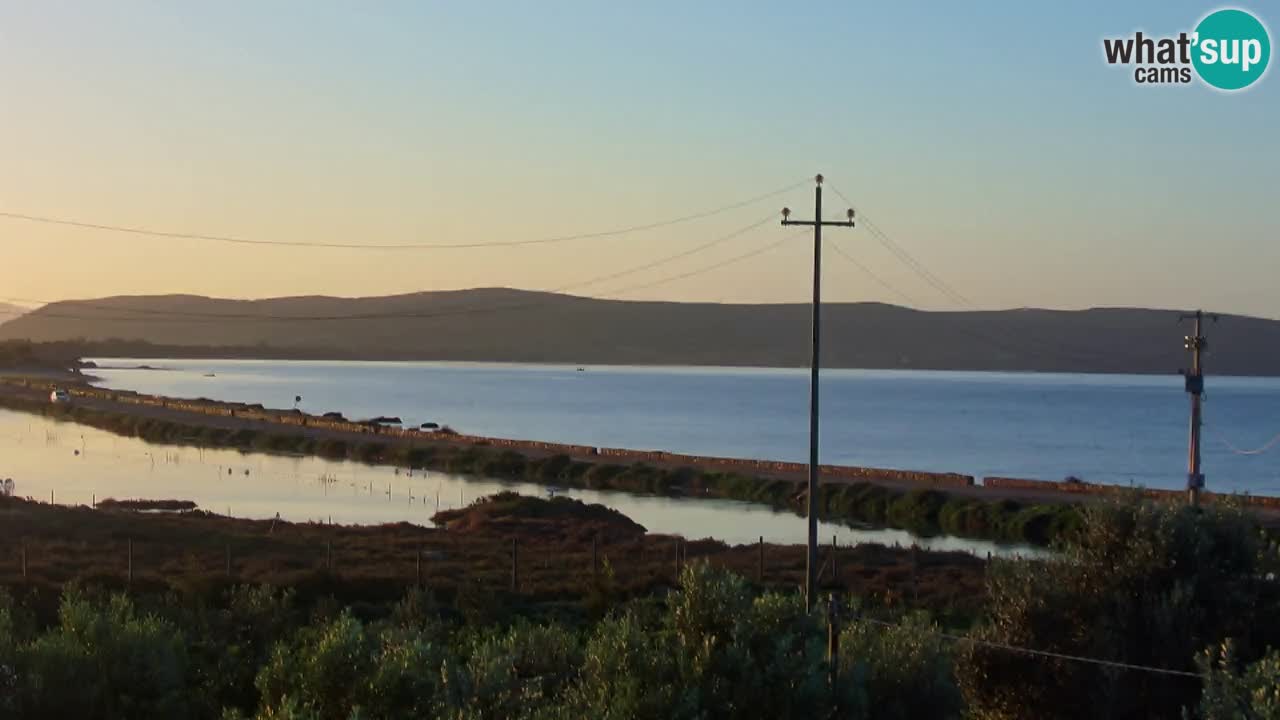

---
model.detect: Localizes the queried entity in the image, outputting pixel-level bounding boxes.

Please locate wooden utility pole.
[1180,310,1216,507]
[781,174,856,611]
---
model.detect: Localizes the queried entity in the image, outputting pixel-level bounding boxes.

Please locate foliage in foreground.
[957,495,1280,720]
[5,496,1280,719]
[0,565,959,720]
[1196,641,1280,720]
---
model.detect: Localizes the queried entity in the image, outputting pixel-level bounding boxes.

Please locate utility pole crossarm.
[779,173,857,612]
[782,219,856,228]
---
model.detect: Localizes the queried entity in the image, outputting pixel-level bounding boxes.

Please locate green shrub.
[254,607,445,717]
[840,612,960,720]
[535,454,574,482]
[956,497,1277,719]
[1196,640,1280,719]
[560,610,681,719]
[886,490,948,529]
[15,591,190,718]
[352,441,386,463]
[481,449,527,476]
[256,612,372,720]
[440,621,581,719]
[0,592,18,718]
[314,439,348,459]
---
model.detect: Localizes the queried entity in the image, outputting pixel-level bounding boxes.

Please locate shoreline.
[83,354,1280,380]
[2,374,1274,545]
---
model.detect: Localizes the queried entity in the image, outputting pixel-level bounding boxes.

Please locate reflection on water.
[0,409,1041,558]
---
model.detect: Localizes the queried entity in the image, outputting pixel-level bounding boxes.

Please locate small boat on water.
[203,373,216,378]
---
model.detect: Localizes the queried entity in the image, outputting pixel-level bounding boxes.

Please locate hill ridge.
[2,290,1278,375]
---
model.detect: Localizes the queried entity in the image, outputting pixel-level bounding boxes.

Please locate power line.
[828,185,971,306]
[858,617,1203,679]
[0,223,789,326]
[1212,428,1280,456]
[0,216,776,323]
[558,216,777,293]
[603,232,800,298]
[823,185,1129,367]
[0,179,807,251]
[828,240,920,307]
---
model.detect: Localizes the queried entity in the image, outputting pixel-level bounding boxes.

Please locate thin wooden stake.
[127,538,133,585]
[326,541,333,573]
[20,538,27,582]
[832,535,839,586]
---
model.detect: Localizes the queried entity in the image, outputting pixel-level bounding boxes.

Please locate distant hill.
[0,289,1277,375]
[0,302,27,324]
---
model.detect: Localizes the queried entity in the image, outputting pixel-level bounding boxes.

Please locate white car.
[49,388,71,404]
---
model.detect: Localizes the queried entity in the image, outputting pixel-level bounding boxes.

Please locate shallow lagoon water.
[89,359,1280,494]
[0,409,1038,557]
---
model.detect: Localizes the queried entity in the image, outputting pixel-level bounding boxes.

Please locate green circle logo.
[1192,9,1271,90]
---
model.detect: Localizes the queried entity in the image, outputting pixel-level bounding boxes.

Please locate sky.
[0,1,1277,316]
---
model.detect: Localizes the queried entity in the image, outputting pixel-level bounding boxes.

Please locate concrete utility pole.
[781,174,855,611]
[1180,310,1216,507]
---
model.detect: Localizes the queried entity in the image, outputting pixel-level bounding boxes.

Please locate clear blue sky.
[0,1,1276,316]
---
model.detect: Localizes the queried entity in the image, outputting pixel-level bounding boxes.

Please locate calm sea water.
[0,409,1032,556]
[88,360,1280,495]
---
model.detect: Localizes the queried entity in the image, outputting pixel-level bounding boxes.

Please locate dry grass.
[0,495,987,618]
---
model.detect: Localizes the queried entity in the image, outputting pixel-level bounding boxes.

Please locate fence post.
[828,593,842,710]
[20,538,27,582]
[832,535,839,586]
[225,544,232,577]
[592,534,599,583]
[127,538,133,586]
[674,538,683,581]
[416,545,422,589]
[326,541,333,573]
[510,537,519,593]
[758,536,765,583]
